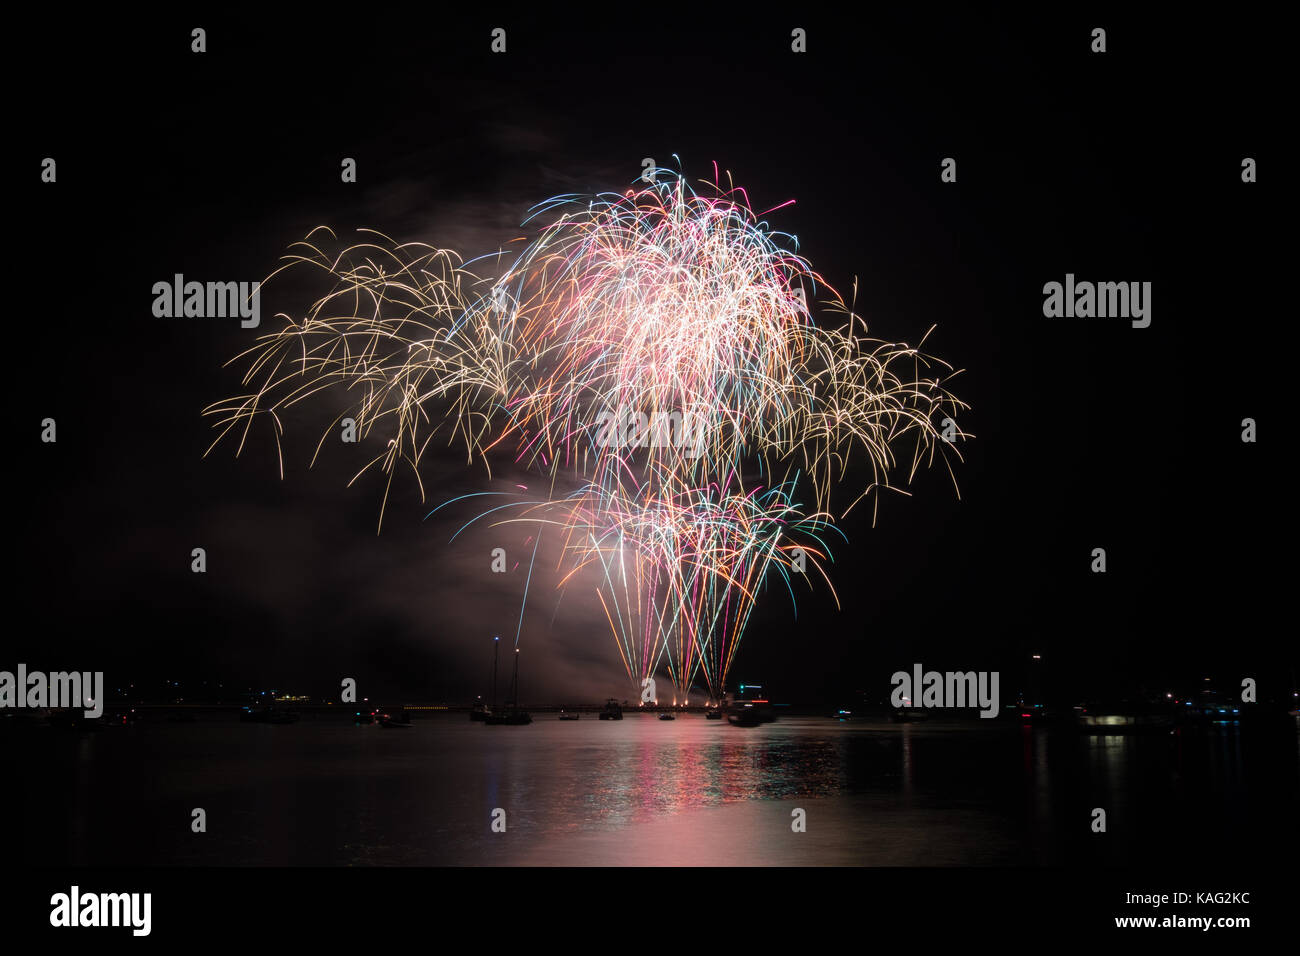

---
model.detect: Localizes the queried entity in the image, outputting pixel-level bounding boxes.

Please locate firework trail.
[205,164,969,701]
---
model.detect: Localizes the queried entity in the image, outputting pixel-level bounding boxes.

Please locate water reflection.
[13,714,1298,866]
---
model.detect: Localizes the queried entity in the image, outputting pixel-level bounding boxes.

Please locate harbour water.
[13,714,1299,866]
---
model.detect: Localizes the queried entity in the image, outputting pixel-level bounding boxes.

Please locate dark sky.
[14,10,1286,707]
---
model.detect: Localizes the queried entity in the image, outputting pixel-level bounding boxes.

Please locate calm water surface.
[14,714,1299,866]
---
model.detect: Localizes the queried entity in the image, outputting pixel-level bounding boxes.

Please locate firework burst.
[205,164,969,701]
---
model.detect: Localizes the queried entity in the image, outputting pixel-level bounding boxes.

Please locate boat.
[483,647,532,725]
[1075,712,1172,733]
[558,710,580,720]
[726,702,773,726]
[1074,698,1174,733]
[241,705,299,724]
[598,698,623,720]
[658,712,676,721]
[705,710,722,720]
[1,707,49,726]
[354,709,378,724]
[474,638,504,721]
[47,709,105,731]
[109,708,145,727]
[1013,702,1051,724]
[724,684,775,726]
[380,710,413,728]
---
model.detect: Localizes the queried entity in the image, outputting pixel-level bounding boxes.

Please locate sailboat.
[484,646,532,725]
[470,637,501,721]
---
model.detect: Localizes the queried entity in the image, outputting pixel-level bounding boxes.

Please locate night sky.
[14,10,1284,708]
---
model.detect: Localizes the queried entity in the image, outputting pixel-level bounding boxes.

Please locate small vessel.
[1,707,49,726]
[241,705,299,725]
[1075,698,1174,733]
[705,710,722,720]
[1076,713,1171,732]
[354,709,378,725]
[725,685,775,726]
[658,712,676,721]
[47,709,105,731]
[558,710,580,720]
[727,704,771,726]
[380,710,413,728]
[598,698,623,720]
[469,699,491,722]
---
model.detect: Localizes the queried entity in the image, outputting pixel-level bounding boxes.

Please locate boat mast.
[510,648,520,708]
[491,636,500,710]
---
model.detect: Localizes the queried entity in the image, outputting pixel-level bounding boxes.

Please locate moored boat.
[484,708,532,725]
